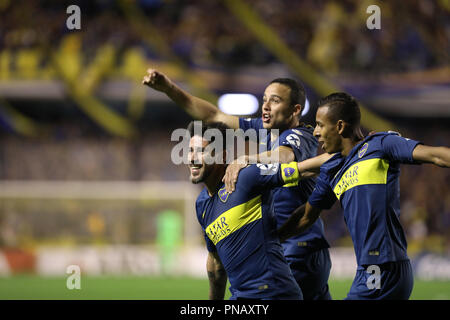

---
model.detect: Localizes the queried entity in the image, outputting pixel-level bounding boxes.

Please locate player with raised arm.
[186,121,302,300]
[143,70,332,300]
[278,92,450,300]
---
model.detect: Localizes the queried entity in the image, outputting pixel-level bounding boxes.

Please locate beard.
[189,164,213,184]
[190,174,204,184]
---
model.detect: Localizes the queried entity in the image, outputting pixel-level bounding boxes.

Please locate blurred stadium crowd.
[0,123,449,255]
[0,0,449,261]
[0,0,448,74]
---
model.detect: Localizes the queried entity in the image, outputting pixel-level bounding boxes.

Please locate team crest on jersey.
[283,167,295,178]
[286,134,301,148]
[218,187,229,203]
[358,143,369,158]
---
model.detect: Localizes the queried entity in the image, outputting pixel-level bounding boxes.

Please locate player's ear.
[292,104,302,118]
[337,120,353,138]
[336,120,346,135]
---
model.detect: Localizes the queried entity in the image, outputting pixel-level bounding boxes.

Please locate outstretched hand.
[142,68,172,92]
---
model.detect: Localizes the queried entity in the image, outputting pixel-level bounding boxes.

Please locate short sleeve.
[276,128,317,161]
[308,171,337,210]
[204,232,217,252]
[277,130,302,158]
[195,196,216,252]
[381,134,422,164]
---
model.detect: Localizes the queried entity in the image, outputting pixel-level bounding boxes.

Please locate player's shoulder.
[320,153,345,174]
[195,188,210,223]
[196,188,210,207]
[297,123,315,135]
[279,125,316,149]
[281,124,314,139]
[358,131,410,153]
[365,131,402,142]
[241,163,279,180]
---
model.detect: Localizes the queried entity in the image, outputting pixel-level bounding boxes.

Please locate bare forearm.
[164,82,218,122]
[206,254,227,300]
[246,152,279,164]
[297,153,334,178]
[413,145,450,168]
[431,147,450,167]
[246,147,295,164]
[278,202,321,242]
[207,269,227,300]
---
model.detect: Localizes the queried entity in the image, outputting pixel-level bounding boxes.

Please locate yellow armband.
[280,162,300,187]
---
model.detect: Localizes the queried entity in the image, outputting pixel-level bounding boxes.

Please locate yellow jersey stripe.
[205,195,262,246]
[333,158,389,200]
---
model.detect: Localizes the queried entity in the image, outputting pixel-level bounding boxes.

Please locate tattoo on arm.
[207,253,227,300]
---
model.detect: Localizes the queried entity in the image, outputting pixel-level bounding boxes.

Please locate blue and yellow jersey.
[239,118,329,257]
[196,162,302,299]
[308,132,422,266]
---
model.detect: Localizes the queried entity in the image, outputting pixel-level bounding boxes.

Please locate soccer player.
[143,69,332,300]
[278,92,450,300]
[186,121,302,299]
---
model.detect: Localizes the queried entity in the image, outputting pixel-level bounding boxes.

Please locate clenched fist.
[142,68,172,93]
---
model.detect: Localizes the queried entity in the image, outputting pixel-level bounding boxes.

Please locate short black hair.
[317,92,361,128]
[187,121,230,151]
[269,78,306,109]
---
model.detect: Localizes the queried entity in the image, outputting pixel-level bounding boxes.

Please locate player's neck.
[341,139,356,157]
[285,118,300,132]
[204,166,226,197]
[270,119,299,141]
[341,137,364,157]
[289,118,300,129]
[341,128,364,157]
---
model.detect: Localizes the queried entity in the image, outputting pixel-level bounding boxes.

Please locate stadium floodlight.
[302,96,310,116]
[218,93,259,115]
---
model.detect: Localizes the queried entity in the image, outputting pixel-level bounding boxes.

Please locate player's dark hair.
[187,121,229,151]
[270,78,306,110]
[317,92,361,129]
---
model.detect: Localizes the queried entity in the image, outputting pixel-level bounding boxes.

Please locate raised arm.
[412,144,450,168]
[206,251,227,300]
[277,202,322,243]
[143,68,239,129]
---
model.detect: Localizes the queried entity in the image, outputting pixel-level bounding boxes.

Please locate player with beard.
[185,121,303,299]
[143,69,332,300]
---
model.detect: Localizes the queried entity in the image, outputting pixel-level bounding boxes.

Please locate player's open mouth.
[262,113,271,123]
[190,164,202,175]
[318,140,326,150]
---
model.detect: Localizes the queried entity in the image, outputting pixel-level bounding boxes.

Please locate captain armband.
[280,162,300,186]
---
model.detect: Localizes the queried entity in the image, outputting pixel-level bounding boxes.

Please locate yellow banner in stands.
[224,0,395,132]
